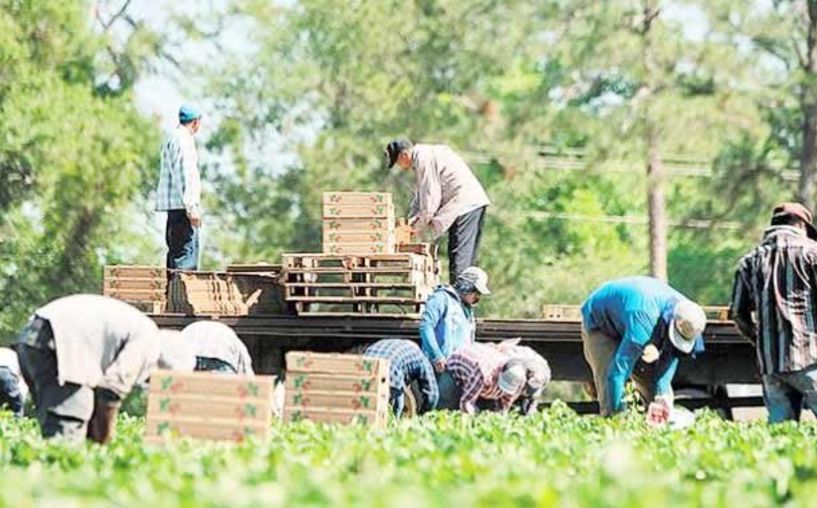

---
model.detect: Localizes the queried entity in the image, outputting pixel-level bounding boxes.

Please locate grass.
[1,403,817,507]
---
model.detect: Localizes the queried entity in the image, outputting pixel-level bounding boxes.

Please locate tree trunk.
[641,0,668,281]
[798,1,817,209]
[646,122,668,281]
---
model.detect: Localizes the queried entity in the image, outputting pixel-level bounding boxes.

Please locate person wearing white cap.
[445,343,526,414]
[580,276,707,416]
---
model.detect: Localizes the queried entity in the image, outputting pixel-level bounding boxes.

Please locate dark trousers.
[447,206,487,283]
[166,210,199,270]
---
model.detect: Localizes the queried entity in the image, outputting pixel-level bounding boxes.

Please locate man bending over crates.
[385,138,490,282]
[445,343,527,415]
[181,321,254,374]
[14,295,162,443]
[362,339,438,417]
[581,277,707,418]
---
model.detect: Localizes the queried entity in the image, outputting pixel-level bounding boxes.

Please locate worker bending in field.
[419,267,489,408]
[182,321,254,374]
[0,347,27,417]
[581,276,706,417]
[156,104,204,271]
[495,340,551,415]
[14,295,161,443]
[446,343,527,414]
[731,203,817,423]
[385,138,490,282]
[362,339,438,417]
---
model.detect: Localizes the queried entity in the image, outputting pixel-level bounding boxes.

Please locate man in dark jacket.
[730,202,817,423]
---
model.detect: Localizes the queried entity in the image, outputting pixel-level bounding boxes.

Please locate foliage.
[0,0,163,343]
[2,406,817,507]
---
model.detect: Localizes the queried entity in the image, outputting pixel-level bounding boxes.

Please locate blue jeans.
[166,210,199,270]
[390,387,405,417]
[0,367,24,417]
[762,365,817,423]
[436,371,462,410]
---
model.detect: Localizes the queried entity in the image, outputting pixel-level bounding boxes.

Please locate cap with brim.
[497,361,526,395]
[385,138,412,168]
[772,202,817,240]
[668,320,698,355]
[179,104,202,124]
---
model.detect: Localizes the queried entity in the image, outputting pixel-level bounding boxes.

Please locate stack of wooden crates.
[145,370,276,443]
[103,265,167,313]
[322,191,395,255]
[284,352,390,427]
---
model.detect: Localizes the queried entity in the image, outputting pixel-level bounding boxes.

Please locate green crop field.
[1,404,817,508]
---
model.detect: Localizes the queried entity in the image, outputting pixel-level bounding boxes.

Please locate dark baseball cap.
[384,138,413,168]
[772,202,817,239]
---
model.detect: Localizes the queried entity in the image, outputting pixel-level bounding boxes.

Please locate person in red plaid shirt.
[446,343,527,414]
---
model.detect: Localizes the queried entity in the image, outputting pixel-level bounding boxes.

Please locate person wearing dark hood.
[418,266,490,409]
[731,202,817,423]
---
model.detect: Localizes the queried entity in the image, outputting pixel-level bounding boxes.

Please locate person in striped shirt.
[731,202,817,423]
[362,339,438,417]
[446,343,527,414]
[155,104,203,271]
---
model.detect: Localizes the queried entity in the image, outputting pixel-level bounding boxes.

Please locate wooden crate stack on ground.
[284,352,390,427]
[280,252,437,317]
[145,370,275,443]
[167,271,286,316]
[322,192,395,255]
[103,265,167,313]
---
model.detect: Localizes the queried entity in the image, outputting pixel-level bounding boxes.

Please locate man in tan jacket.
[385,138,490,282]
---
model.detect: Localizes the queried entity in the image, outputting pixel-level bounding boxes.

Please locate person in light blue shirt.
[419,267,490,409]
[580,276,707,416]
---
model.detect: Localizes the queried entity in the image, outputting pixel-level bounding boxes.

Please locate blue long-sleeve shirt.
[418,286,475,363]
[581,276,691,413]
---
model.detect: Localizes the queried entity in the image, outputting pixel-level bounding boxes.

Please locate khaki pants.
[581,325,660,416]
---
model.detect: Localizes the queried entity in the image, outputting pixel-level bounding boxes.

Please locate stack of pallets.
[103,265,166,313]
[284,352,390,427]
[145,371,275,443]
[322,191,395,255]
[280,252,437,317]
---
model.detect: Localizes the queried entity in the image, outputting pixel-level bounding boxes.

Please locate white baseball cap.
[497,359,527,395]
[457,266,491,295]
[668,300,706,354]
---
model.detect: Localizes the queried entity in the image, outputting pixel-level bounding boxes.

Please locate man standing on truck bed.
[385,138,490,283]
[730,203,817,423]
[581,276,707,417]
[156,104,204,271]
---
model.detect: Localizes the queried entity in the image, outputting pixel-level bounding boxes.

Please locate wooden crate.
[283,352,390,427]
[323,218,392,233]
[323,192,392,206]
[103,265,167,312]
[323,242,393,255]
[286,351,390,377]
[145,371,275,443]
[323,203,395,219]
[323,229,394,245]
[542,304,582,321]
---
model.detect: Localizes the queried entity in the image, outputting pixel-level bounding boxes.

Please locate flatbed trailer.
[150,313,762,414]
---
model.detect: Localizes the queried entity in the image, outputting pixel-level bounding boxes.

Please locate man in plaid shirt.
[363,339,438,417]
[156,104,203,270]
[446,343,527,414]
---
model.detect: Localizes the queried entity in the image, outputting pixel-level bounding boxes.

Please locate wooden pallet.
[145,371,275,443]
[284,282,430,300]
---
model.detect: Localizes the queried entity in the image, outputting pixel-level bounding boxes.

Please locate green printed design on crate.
[361,379,372,391]
[360,396,371,408]
[354,414,369,424]
[246,383,259,397]
[157,422,171,434]
[244,404,257,417]
[362,359,374,373]
[294,394,303,405]
[159,398,171,412]
[160,377,173,391]
[293,375,306,389]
